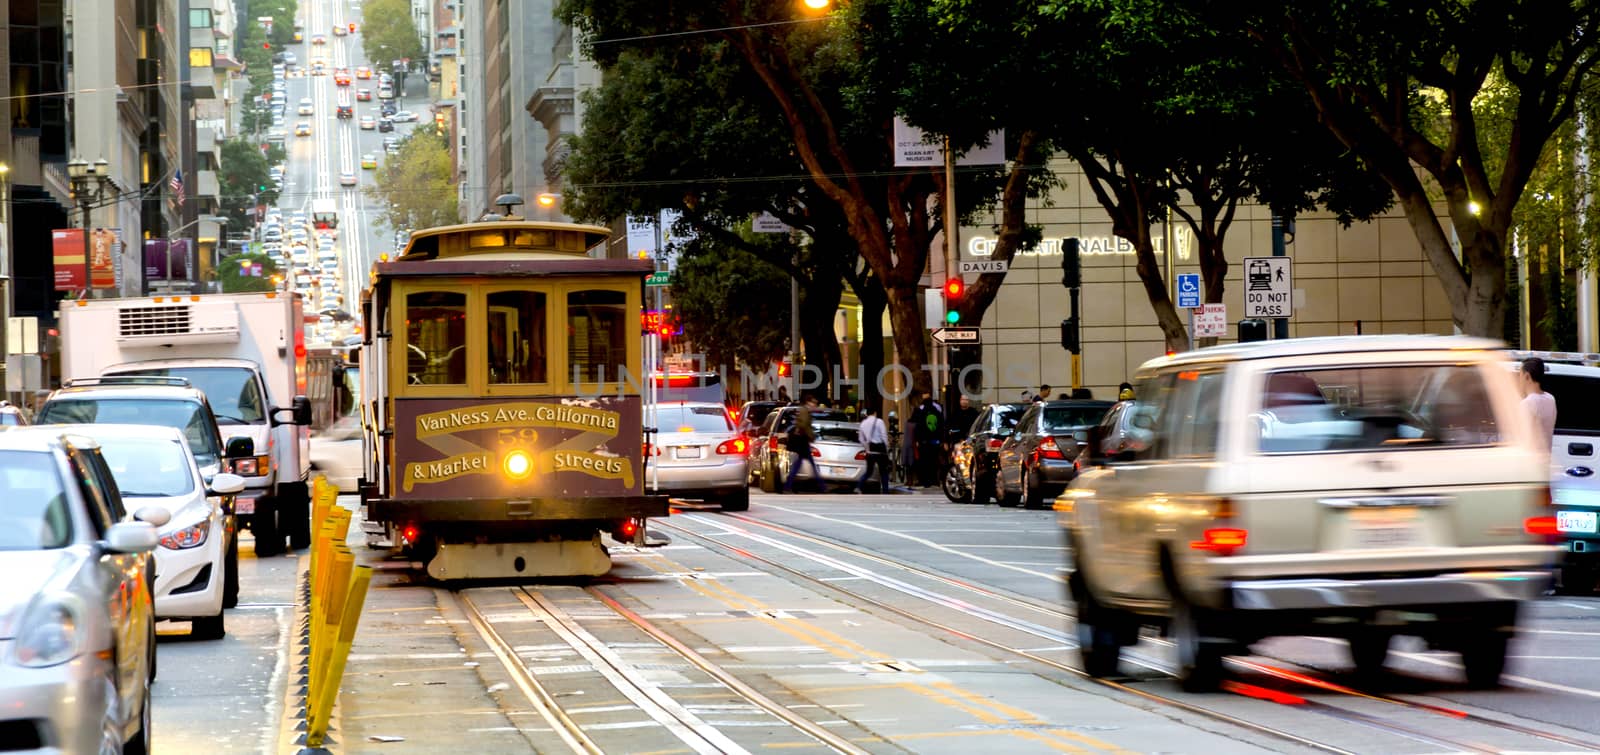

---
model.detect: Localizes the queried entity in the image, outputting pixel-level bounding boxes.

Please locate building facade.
[958,160,1459,402]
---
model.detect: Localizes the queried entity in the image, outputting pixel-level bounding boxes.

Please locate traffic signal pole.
[940,137,959,409]
[1060,237,1082,392]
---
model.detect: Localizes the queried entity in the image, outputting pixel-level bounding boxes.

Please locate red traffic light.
[943,278,964,298]
[777,362,791,378]
[349,23,358,32]
[263,42,271,50]
[658,325,673,338]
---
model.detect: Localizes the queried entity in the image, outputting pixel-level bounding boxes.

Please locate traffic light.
[1060,317,1080,354]
[777,361,791,378]
[943,277,963,325]
[349,23,358,32]
[1061,237,1081,288]
[263,42,272,50]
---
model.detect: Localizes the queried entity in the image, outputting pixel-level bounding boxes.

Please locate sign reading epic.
[394,397,641,497]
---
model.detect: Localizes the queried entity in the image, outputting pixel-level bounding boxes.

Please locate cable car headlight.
[503,449,533,480]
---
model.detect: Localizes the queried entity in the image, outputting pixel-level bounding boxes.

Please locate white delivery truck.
[59,292,314,555]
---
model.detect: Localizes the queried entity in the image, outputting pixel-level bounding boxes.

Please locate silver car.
[646,402,749,511]
[0,428,162,753]
[772,420,868,492]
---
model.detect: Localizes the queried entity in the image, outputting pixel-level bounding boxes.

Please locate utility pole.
[941,137,959,408]
[1270,214,1291,340]
[1578,113,1597,352]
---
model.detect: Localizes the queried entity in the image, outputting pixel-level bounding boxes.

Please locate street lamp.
[66,158,113,298]
[536,192,561,208]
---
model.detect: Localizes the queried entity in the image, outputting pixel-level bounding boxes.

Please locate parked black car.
[948,402,1028,505]
[996,400,1113,508]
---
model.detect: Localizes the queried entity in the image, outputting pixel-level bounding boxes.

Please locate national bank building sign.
[967,226,1193,260]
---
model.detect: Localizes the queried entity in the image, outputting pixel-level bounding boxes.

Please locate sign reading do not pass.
[1243,257,1293,318]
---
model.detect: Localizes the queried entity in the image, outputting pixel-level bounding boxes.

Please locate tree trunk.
[885,283,932,398]
[1076,154,1191,353]
[855,276,887,411]
[799,275,845,401]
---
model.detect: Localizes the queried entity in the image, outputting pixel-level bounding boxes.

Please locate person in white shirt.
[855,405,891,493]
[1519,356,1557,457]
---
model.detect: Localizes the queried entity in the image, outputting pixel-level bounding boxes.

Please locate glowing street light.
[802,0,830,9]
[536,192,561,208]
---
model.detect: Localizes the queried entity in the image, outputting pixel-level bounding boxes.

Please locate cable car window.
[487,290,548,384]
[567,290,628,383]
[406,291,467,385]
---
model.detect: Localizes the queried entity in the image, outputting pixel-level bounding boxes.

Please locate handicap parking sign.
[1176,273,1201,308]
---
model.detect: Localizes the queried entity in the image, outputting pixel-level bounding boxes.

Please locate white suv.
[1513,352,1600,592]
[1065,335,1557,691]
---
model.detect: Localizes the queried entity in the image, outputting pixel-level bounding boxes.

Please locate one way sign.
[1243,257,1293,318]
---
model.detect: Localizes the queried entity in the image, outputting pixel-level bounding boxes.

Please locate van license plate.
[1558,511,1598,533]
[1350,507,1421,549]
[673,447,702,460]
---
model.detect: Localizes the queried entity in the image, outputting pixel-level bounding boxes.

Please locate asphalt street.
[149,487,1600,754]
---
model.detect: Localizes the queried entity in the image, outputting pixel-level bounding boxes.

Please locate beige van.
[1063,335,1557,691]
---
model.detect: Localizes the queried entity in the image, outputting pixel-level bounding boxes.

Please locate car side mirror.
[225,436,255,458]
[208,472,247,496]
[104,521,158,554]
[133,506,172,528]
[272,396,313,426]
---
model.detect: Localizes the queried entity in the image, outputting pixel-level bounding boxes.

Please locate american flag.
[170,169,185,204]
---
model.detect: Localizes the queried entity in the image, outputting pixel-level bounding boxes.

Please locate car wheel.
[1070,568,1124,678]
[1348,633,1391,678]
[942,465,970,503]
[997,471,1021,508]
[190,610,226,641]
[722,488,750,512]
[972,471,995,507]
[759,458,777,493]
[223,531,240,609]
[146,620,157,683]
[124,679,152,755]
[1172,593,1226,692]
[1022,467,1043,509]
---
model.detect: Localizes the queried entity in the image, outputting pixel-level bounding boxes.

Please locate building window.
[189,8,213,29]
[190,47,214,69]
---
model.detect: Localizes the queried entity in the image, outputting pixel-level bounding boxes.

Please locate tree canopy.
[360,0,425,71]
[218,253,279,293]
[365,124,459,233]
[560,0,1044,397]
[218,139,280,229]
[1193,0,1600,337]
[668,239,792,371]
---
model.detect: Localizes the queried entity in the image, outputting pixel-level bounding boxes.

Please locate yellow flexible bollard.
[307,565,371,746]
[309,548,353,728]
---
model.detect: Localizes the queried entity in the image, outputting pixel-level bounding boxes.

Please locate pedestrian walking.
[1034,385,1052,403]
[855,405,891,493]
[910,392,944,487]
[783,394,820,492]
[1519,356,1557,456]
[947,394,979,445]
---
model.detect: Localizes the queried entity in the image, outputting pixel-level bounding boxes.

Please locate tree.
[219,253,279,293]
[669,240,792,371]
[366,124,459,232]
[908,0,1390,351]
[561,1,1041,397]
[1200,0,1600,337]
[219,139,280,229]
[360,0,425,70]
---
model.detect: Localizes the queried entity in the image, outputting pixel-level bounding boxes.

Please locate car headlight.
[160,519,210,550]
[13,595,84,667]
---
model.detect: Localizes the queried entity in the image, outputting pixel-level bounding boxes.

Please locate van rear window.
[1256,364,1499,453]
[1545,373,1600,434]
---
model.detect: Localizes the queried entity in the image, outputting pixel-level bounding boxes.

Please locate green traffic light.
[945,310,960,325]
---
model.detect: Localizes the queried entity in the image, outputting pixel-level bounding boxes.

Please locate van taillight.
[1525,516,1559,536]
[1191,528,1248,554]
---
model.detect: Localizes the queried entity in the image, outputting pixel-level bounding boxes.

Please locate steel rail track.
[662,511,1600,754]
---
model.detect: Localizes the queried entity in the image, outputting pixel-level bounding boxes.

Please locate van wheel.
[124,679,152,755]
[252,502,283,557]
[1172,595,1226,692]
[1070,569,1124,678]
[1461,630,1509,688]
[1348,633,1391,678]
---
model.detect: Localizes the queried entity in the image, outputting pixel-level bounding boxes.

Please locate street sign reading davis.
[1243,257,1293,318]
